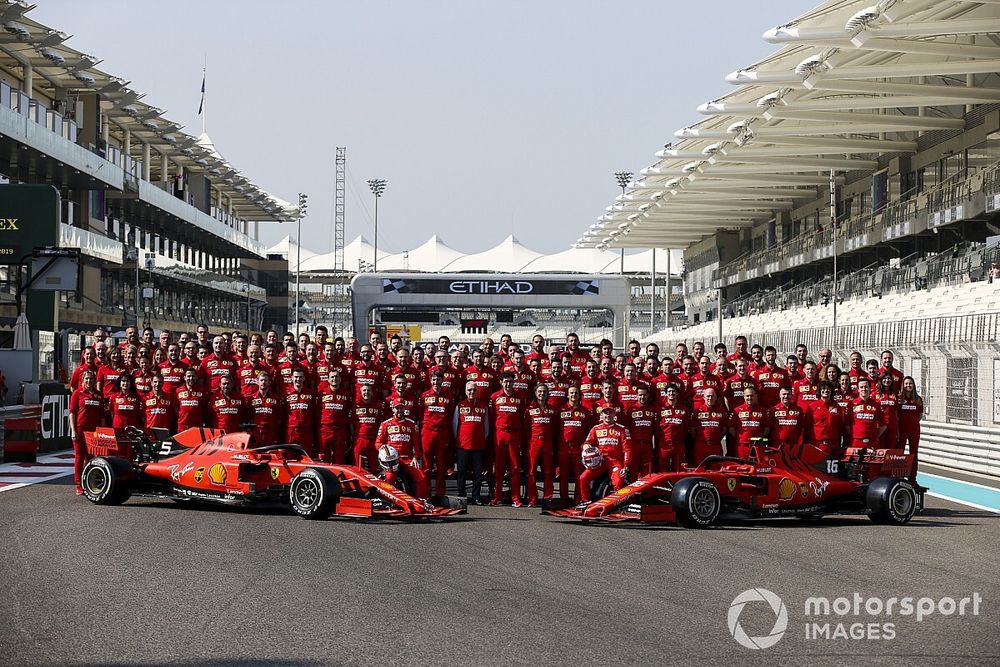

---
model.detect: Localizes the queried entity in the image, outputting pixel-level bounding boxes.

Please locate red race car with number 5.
[80,426,466,520]
[543,440,926,527]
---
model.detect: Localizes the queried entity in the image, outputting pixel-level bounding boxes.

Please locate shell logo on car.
[778,477,796,500]
[208,463,227,485]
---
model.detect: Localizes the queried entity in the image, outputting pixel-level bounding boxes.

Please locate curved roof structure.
[439,235,543,273]
[576,0,1000,251]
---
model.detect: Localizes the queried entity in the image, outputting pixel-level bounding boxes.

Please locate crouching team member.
[453,381,488,503]
[578,405,631,502]
[375,400,429,499]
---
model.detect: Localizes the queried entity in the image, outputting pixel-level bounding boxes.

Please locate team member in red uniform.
[352,344,383,402]
[771,387,807,454]
[792,361,820,410]
[648,357,675,407]
[208,375,245,434]
[691,356,724,410]
[463,350,497,403]
[506,349,536,402]
[198,336,237,395]
[543,358,573,410]
[97,346,128,402]
[352,384,385,472]
[898,376,924,480]
[874,372,901,449]
[835,373,855,411]
[657,384,692,472]
[394,347,428,396]
[754,346,790,408]
[71,347,99,390]
[142,374,176,436]
[132,355,156,396]
[710,343,733,379]
[69,370,103,494]
[490,373,526,507]
[847,377,885,448]
[622,385,657,477]
[879,350,905,393]
[785,355,804,384]
[808,382,845,457]
[525,334,547,368]
[748,344,766,375]
[420,371,455,497]
[317,368,352,463]
[237,344,271,399]
[726,335,752,365]
[302,343,327,391]
[453,381,489,503]
[523,384,557,506]
[564,332,591,376]
[616,363,647,412]
[595,379,624,417]
[285,368,318,456]
[385,374,419,421]
[847,351,869,392]
[578,406,631,502]
[375,400,429,499]
[693,387,728,463]
[730,385,769,459]
[158,344,187,396]
[276,343,303,395]
[109,373,143,430]
[724,358,758,411]
[557,386,591,501]
[174,368,207,432]
[578,360,604,412]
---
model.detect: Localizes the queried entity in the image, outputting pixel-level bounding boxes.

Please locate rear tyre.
[289,468,341,520]
[81,457,132,505]
[670,477,721,528]
[866,477,917,525]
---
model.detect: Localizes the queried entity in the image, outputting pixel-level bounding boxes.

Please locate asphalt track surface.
[1,478,997,666]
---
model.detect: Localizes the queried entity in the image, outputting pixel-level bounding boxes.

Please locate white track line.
[0,450,74,493]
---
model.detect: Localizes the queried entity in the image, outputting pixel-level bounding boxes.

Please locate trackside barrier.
[920,421,1000,478]
[0,405,42,463]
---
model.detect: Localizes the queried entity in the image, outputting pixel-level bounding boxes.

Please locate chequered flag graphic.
[382,278,413,293]
[571,280,600,295]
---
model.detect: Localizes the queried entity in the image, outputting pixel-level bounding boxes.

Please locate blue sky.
[35,0,795,254]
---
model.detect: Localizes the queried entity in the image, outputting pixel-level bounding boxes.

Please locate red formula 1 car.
[80,426,466,520]
[543,441,926,527]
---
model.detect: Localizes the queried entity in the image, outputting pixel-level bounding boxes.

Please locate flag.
[197,70,205,115]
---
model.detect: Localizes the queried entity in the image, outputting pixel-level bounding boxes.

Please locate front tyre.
[670,477,721,528]
[81,457,132,505]
[866,477,917,525]
[289,468,341,520]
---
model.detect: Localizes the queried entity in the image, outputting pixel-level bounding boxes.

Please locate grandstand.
[576,0,1000,478]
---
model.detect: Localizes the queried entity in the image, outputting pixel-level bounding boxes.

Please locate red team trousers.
[493,430,522,504]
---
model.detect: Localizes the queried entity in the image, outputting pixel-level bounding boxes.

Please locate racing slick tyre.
[866,477,918,525]
[670,477,721,528]
[81,456,132,505]
[289,468,341,520]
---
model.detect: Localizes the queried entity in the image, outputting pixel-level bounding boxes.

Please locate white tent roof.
[271,234,682,275]
[440,235,543,273]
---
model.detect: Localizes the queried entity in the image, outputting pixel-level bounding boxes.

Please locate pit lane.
[1,479,996,665]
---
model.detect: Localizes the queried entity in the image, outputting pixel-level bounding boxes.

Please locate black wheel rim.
[84,466,108,496]
[890,485,914,517]
[293,478,319,509]
[691,487,717,519]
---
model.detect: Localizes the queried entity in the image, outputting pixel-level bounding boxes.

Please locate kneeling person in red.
[375,400,429,499]
[578,405,631,502]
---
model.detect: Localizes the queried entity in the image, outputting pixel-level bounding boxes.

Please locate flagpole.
[201,56,206,134]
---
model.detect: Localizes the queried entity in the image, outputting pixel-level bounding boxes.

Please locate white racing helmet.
[378,445,400,471]
[581,445,603,470]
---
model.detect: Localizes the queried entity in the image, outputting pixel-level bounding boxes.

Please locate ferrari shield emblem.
[726,478,737,492]
[799,482,810,498]
[270,467,280,481]
[193,466,205,483]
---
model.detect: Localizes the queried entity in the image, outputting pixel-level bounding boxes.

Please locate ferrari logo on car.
[799,482,810,498]
[727,478,737,492]
[194,466,205,483]
[778,477,795,500]
[208,463,226,485]
[270,467,280,480]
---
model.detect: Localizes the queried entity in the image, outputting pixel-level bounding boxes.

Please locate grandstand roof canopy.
[272,235,678,275]
[578,0,1000,250]
[0,0,298,222]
